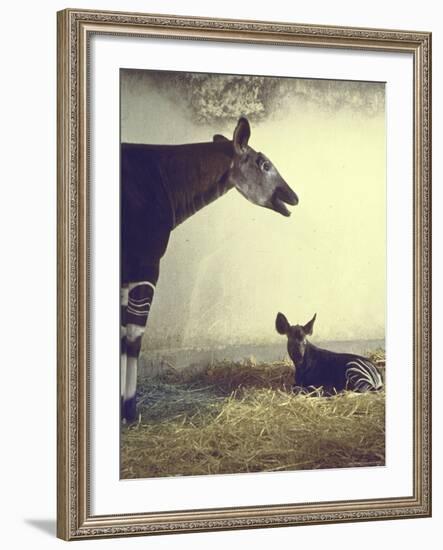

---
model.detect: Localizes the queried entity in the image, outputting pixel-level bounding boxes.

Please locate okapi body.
[276,313,383,393]
[120,117,298,422]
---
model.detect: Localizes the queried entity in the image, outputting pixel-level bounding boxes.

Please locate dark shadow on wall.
[24,519,56,537]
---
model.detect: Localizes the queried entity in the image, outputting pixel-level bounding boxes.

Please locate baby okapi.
[275,313,383,394]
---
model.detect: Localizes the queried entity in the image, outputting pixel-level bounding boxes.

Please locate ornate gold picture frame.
[57,8,431,540]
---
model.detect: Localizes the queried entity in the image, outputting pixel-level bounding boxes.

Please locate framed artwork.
[57,8,431,540]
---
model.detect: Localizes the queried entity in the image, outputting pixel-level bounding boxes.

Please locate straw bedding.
[121,356,385,479]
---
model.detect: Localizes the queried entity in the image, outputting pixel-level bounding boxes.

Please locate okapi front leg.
[122,281,155,423]
[120,285,128,412]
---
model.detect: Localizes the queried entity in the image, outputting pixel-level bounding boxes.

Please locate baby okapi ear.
[303,313,317,336]
[276,312,290,335]
[233,117,251,154]
[213,134,229,143]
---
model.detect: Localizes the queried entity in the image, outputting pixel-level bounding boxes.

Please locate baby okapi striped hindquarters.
[275,313,383,393]
[120,117,299,422]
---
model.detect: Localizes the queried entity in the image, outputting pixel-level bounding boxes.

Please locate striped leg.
[345,359,384,392]
[120,285,128,413]
[121,281,155,423]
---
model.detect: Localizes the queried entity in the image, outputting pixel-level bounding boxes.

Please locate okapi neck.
[163,141,236,228]
[300,341,315,369]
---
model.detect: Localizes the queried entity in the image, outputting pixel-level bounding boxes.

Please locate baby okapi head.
[276,312,317,365]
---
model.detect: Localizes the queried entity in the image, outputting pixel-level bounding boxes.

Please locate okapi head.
[214,117,299,216]
[276,312,317,364]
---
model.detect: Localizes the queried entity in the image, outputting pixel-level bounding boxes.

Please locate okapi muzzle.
[228,117,299,217]
[276,312,384,394]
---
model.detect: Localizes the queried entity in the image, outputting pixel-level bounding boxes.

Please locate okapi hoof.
[122,396,137,424]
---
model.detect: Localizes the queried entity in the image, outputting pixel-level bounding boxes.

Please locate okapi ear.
[303,313,317,336]
[276,312,290,335]
[213,134,229,143]
[233,117,251,154]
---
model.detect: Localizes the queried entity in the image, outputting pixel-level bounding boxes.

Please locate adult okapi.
[121,117,299,422]
[276,312,383,394]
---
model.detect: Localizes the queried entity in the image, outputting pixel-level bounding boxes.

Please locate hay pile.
[176,358,295,393]
[121,357,385,479]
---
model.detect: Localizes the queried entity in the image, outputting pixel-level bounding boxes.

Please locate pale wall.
[122,73,386,346]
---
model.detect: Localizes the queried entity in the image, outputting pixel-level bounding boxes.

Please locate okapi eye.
[256,155,271,172]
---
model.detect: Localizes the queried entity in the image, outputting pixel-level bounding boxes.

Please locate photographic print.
[57,9,431,539]
[120,69,386,479]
